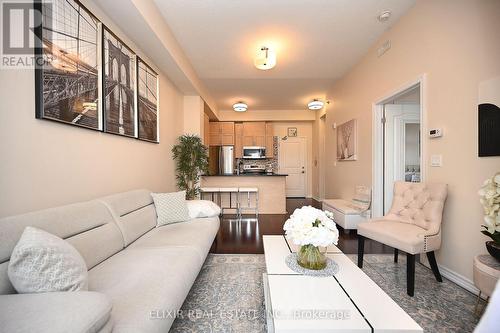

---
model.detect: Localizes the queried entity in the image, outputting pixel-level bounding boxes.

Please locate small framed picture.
[288,127,298,137]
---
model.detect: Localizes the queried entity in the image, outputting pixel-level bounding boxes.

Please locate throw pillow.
[152,191,190,226]
[8,227,88,293]
[186,200,221,218]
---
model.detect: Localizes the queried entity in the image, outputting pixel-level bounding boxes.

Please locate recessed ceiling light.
[233,102,248,112]
[254,46,276,70]
[307,99,324,110]
[378,10,392,22]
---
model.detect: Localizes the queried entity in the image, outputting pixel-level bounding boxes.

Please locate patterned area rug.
[170,254,480,333]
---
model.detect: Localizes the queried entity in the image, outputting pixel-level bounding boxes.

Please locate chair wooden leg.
[407,253,415,297]
[394,248,398,263]
[426,251,443,282]
[358,235,365,268]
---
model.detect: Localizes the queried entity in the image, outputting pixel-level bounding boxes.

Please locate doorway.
[279,137,307,197]
[319,115,326,200]
[372,78,425,217]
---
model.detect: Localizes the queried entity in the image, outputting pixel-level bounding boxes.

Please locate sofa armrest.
[0,291,112,333]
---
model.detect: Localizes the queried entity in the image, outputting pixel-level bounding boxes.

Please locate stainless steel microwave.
[242,146,266,159]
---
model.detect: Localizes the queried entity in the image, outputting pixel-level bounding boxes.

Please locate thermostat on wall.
[429,128,443,138]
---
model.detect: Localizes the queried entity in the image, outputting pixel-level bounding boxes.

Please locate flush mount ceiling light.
[233,102,248,112]
[378,10,392,22]
[307,99,324,110]
[254,46,276,70]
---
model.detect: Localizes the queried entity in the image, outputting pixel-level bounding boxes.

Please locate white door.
[383,104,420,213]
[279,137,307,197]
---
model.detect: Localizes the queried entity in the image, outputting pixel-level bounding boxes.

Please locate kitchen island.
[201,174,287,214]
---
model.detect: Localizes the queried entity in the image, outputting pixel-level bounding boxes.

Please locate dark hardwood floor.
[211,198,392,254]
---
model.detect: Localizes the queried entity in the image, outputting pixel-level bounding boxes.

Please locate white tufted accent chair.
[357,181,448,296]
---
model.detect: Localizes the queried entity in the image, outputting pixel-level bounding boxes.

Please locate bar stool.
[219,187,240,216]
[200,187,220,207]
[238,187,259,218]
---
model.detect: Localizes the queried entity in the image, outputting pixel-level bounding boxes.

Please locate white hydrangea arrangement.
[479,172,500,244]
[283,206,339,247]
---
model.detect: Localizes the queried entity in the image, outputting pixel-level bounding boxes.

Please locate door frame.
[372,75,427,218]
[319,114,327,200]
[279,136,308,198]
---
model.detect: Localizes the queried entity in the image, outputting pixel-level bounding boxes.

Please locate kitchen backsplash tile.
[238,136,279,173]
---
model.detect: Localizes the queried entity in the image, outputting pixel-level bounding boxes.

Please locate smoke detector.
[378,10,392,22]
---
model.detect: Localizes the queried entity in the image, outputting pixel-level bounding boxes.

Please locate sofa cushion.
[8,227,88,293]
[152,191,190,227]
[357,220,427,254]
[128,217,220,263]
[0,291,112,333]
[323,199,365,215]
[186,200,221,218]
[88,247,202,333]
[99,189,157,247]
[0,200,123,295]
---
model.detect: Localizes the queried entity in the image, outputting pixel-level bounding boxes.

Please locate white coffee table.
[263,235,422,333]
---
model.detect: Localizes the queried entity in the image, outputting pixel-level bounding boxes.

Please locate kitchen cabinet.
[242,122,266,147]
[203,113,210,146]
[265,123,274,157]
[233,122,275,158]
[234,124,243,158]
[209,122,234,146]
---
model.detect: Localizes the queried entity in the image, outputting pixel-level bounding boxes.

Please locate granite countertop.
[202,173,288,177]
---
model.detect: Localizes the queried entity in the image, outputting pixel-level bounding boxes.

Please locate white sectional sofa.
[0,189,220,333]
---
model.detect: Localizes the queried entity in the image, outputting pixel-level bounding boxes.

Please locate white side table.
[473,254,500,314]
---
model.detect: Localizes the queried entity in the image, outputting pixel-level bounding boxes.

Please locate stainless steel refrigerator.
[208,146,234,175]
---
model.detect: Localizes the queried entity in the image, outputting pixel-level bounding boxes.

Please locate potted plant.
[283,206,339,270]
[172,134,208,200]
[479,172,500,260]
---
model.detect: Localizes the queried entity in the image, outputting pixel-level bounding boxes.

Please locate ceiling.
[153,0,416,111]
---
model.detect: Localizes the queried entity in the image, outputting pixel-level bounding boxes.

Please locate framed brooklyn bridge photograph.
[35,0,101,130]
[103,27,136,137]
[137,58,159,143]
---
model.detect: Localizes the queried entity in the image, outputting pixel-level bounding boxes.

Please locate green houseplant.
[479,172,500,260]
[172,134,208,200]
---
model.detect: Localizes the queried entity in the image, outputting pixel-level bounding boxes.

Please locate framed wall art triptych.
[34,0,159,143]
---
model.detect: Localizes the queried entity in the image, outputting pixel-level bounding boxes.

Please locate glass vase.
[297,244,327,270]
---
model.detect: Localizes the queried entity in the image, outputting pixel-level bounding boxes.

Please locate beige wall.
[0,0,184,217]
[273,122,314,197]
[324,0,500,282]
[183,96,205,138]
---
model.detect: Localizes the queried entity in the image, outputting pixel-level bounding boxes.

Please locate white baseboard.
[420,257,481,297]
[439,264,479,296]
[311,196,323,202]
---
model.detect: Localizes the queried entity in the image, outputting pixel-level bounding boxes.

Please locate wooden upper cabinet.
[220,122,234,145]
[208,122,234,146]
[221,122,234,134]
[242,122,266,147]
[203,114,210,146]
[209,122,221,134]
[242,136,254,146]
[253,136,266,147]
[243,122,266,137]
[265,123,274,158]
[234,124,243,158]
